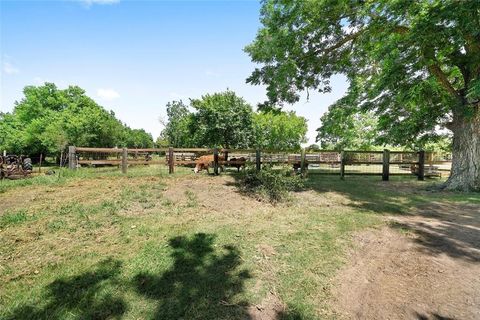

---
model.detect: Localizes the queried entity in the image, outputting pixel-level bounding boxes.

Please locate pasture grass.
[0,167,478,319]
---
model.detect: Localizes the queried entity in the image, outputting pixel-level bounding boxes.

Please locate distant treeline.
[0,83,153,158]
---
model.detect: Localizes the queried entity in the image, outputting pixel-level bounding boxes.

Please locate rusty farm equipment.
[0,155,33,180]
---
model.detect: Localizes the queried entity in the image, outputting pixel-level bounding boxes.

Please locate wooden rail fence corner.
[68,146,77,170]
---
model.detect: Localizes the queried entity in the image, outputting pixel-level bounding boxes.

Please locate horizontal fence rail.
[68,146,451,180]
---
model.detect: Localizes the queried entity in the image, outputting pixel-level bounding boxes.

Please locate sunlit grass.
[0,167,478,319]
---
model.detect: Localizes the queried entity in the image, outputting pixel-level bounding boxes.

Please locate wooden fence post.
[122,148,128,174]
[300,148,306,177]
[382,149,390,181]
[213,148,219,175]
[38,154,43,174]
[168,147,174,174]
[256,149,261,171]
[340,151,345,180]
[418,150,425,181]
[68,146,77,170]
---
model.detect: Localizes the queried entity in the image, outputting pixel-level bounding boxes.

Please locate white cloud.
[3,62,19,75]
[97,88,120,101]
[79,0,120,7]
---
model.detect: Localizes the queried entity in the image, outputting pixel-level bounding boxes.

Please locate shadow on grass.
[133,232,253,320]
[304,174,480,262]
[5,233,286,320]
[275,309,310,320]
[227,171,479,262]
[5,258,126,320]
[414,311,455,320]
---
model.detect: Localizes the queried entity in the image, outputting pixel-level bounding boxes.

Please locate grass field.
[0,167,478,319]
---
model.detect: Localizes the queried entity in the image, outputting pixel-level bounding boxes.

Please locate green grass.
[0,167,478,320]
[0,209,29,228]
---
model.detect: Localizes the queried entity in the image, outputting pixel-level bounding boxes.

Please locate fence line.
[68,146,451,180]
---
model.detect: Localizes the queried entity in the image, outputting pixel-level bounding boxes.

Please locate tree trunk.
[444,106,480,191]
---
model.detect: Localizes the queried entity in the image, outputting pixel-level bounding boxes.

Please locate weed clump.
[239,165,304,204]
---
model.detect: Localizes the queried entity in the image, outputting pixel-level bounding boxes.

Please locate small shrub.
[239,165,304,203]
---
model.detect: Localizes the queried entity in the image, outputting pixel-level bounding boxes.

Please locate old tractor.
[0,155,33,180]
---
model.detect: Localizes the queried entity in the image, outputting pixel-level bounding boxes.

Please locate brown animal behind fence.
[68,146,451,181]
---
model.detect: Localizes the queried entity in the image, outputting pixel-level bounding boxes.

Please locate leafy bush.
[239,165,304,203]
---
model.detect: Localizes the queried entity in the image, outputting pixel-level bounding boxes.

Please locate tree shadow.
[275,309,309,320]
[414,311,455,320]
[304,175,480,262]
[5,258,126,320]
[133,232,252,320]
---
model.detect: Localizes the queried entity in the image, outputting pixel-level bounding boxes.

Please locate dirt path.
[334,202,480,320]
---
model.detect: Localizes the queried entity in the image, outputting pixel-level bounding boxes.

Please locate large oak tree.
[246,0,480,191]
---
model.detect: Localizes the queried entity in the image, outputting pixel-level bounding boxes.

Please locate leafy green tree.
[190,90,254,149]
[123,128,154,148]
[0,83,153,158]
[160,93,307,150]
[160,100,196,147]
[306,144,320,152]
[253,111,307,150]
[0,112,27,154]
[155,135,169,148]
[423,135,453,153]
[317,101,379,150]
[246,0,480,191]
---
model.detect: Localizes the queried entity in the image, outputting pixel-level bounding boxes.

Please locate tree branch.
[423,47,461,100]
[313,19,408,58]
[427,64,460,98]
[313,30,363,56]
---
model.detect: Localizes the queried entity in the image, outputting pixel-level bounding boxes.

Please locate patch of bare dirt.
[257,243,277,258]
[247,292,285,320]
[333,202,480,320]
[163,175,271,214]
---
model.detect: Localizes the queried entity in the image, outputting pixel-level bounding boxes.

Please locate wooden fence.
[68,146,452,180]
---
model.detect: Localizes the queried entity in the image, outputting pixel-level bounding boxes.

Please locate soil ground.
[334,202,480,320]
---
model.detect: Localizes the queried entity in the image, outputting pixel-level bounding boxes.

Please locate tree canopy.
[317,105,379,151]
[160,90,307,151]
[160,100,196,148]
[0,83,153,157]
[246,0,480,191]
[190,91,254,149]
[253,111,307,150]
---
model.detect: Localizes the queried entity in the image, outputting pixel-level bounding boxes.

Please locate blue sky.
[0,0,348,144]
